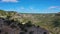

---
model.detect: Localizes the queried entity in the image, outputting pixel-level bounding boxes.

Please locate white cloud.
[30,7,33,10]
[48,6,59,9]
[18,6,40,13]
[1,0,18,2]
[46,6,60,13]
[20,7,25,10]
[20,7,34,11]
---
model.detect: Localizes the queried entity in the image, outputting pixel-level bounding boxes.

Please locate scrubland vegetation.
[0,10,60,34]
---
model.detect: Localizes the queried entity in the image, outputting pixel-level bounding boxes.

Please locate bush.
[10,24,17,29]
[25,21,33,27]
[5,32,8,34]
[0,29,2,33]
[20,32,25,34]
[4,20,12,26]
[29,31,34,34]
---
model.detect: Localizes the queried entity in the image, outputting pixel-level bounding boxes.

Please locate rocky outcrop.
[0,18,49,34]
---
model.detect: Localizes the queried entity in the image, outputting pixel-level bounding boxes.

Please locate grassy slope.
[0,10,60,34]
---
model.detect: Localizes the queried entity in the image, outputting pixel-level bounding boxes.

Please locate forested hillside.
[0,10,60,34]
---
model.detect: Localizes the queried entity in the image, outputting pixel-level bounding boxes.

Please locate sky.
[0,0,60,13]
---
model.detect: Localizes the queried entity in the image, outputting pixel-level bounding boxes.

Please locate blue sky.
[0,0,60,13]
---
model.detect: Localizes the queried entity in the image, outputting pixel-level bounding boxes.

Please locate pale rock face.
[22,23,25,24]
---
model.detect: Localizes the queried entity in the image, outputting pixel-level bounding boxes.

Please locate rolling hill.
[0,10,60,34]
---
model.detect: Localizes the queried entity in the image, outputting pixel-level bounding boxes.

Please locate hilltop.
[0,10,60,34]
